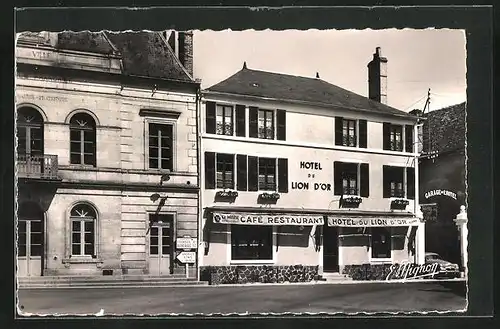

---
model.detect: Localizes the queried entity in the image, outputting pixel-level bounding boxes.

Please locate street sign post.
[176,237,197,250]
[176,251,196,279]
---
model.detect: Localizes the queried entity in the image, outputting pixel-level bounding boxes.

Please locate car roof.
[425,252,439,256]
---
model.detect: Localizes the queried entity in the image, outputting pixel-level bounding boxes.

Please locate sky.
[193,29,466,112]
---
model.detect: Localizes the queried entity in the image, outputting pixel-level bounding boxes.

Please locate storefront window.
[371,227,391,259]
[231,225,273,260]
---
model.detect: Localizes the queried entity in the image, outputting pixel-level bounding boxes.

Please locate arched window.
[70,113,96,166]
[70,203,97,257]
[17,107,44,157]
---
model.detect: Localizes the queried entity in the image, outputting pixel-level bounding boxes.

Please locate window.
[231,225,273,261]
[149,123,173,170]
[17,107,44,157]
[70,113,96,166]
[216,105,234,135]
[383,123,403,151]
[342,119,356,147]
[258,157,276,191]
[216,153,234,189]
[70,203,97,257]
[383,166,405,198]
[258,109,274,139]
[371,227,392,259]
[334,162,370,197]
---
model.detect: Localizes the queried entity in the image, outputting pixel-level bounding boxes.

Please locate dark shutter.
[249,106,259,138]
[205,152,216,189]
[360,163,369,197]
[247,156,259,191]
[382,165,390,198]
[405,125,414,152]
[276,109,286,141]
[335,117,343,146]
[235,105,246,137]
[359,120,367,148]
[383,123,390,150]
[236,154,248,191]
[278,158,288,193]
[333,161,343,195]
[206,102,216,134]
[407,167,415,199]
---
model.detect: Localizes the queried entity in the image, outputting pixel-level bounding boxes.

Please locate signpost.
[176,236,197,279]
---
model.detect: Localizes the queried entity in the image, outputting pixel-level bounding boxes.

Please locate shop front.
[200,207,421,283]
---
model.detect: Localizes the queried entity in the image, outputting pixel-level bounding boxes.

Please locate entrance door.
[17,205,44,277]
[323,223,339,272]
[149,215,174,276]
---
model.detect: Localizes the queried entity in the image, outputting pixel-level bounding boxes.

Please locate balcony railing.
[17,154,59,180]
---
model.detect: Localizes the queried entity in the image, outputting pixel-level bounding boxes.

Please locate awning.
[328,216,419,227]
[212,212,324,226]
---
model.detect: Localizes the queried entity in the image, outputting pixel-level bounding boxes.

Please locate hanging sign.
[213,213,324,226]
[328,217,419,227]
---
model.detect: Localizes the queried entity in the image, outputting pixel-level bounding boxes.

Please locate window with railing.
[258,157,276,191]
[17,106,44,157]
[216,105,234,136]
[258,109,274,139]
[216,153,234,189]
[70,113,96,166]
[342,119,357,147]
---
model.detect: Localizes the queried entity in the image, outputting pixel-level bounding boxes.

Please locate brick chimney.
[178,31,194,77]
[367,47,388,104]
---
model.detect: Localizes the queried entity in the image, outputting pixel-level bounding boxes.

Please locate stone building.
[15,31,200,277]
[418,102,466,268]
[198,47,424,282]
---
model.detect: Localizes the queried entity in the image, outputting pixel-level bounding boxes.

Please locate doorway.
[323,223,339,272]
[17,203,44,277]
[148,214,174,276]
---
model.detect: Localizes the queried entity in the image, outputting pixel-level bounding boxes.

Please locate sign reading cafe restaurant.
[213,213,324,226]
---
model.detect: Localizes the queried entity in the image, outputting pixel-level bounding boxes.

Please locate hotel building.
[198,48,424,279]
[15,31,200,278]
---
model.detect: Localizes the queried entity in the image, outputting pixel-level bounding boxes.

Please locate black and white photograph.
[14,25,468,316]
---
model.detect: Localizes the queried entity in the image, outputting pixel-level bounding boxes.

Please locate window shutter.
[405,125,414,153]
[206,101,216,134]
[236,154,248,191]
[334,161,343,195]
[247,156,258,191]
[383,123,390,150]
[249,106,259,138]
[335,117,343,146]
[278,158,288,193]
[276,109,286,141]
[235,105,246,137]
[382,165,390,198]
[406,167,415,199]
[205,152,216,189]
[359,120,367,148]
[360,163,369,197]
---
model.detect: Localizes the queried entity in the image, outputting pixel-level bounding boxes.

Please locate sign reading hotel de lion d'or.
[328,217,419,227]
[213,213,324,226]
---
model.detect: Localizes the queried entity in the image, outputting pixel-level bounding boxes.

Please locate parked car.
[425,252,461,279]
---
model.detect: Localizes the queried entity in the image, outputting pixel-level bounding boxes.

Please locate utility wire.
[403,94,428,111]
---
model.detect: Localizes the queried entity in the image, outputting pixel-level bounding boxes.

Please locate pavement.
[17,281,467,315]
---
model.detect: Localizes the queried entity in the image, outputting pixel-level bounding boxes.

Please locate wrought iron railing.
[17,154,59,179]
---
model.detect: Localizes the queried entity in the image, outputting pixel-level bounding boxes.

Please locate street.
[17,281,467,315]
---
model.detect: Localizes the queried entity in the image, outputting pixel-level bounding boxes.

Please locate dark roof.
[55,31,193,82]
[422,102,466,154]
[206,67,413,118]
[57,31,115,55]
[104,32,192,82]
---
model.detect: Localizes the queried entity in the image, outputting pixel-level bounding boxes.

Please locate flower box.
[258,192,280,200]
[215,190,239,198]
[392,198,409,206]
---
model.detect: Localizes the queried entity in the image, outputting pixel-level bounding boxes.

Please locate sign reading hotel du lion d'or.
[328,217,419,227]
[291,161,332,191]
[213,213,324,226]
